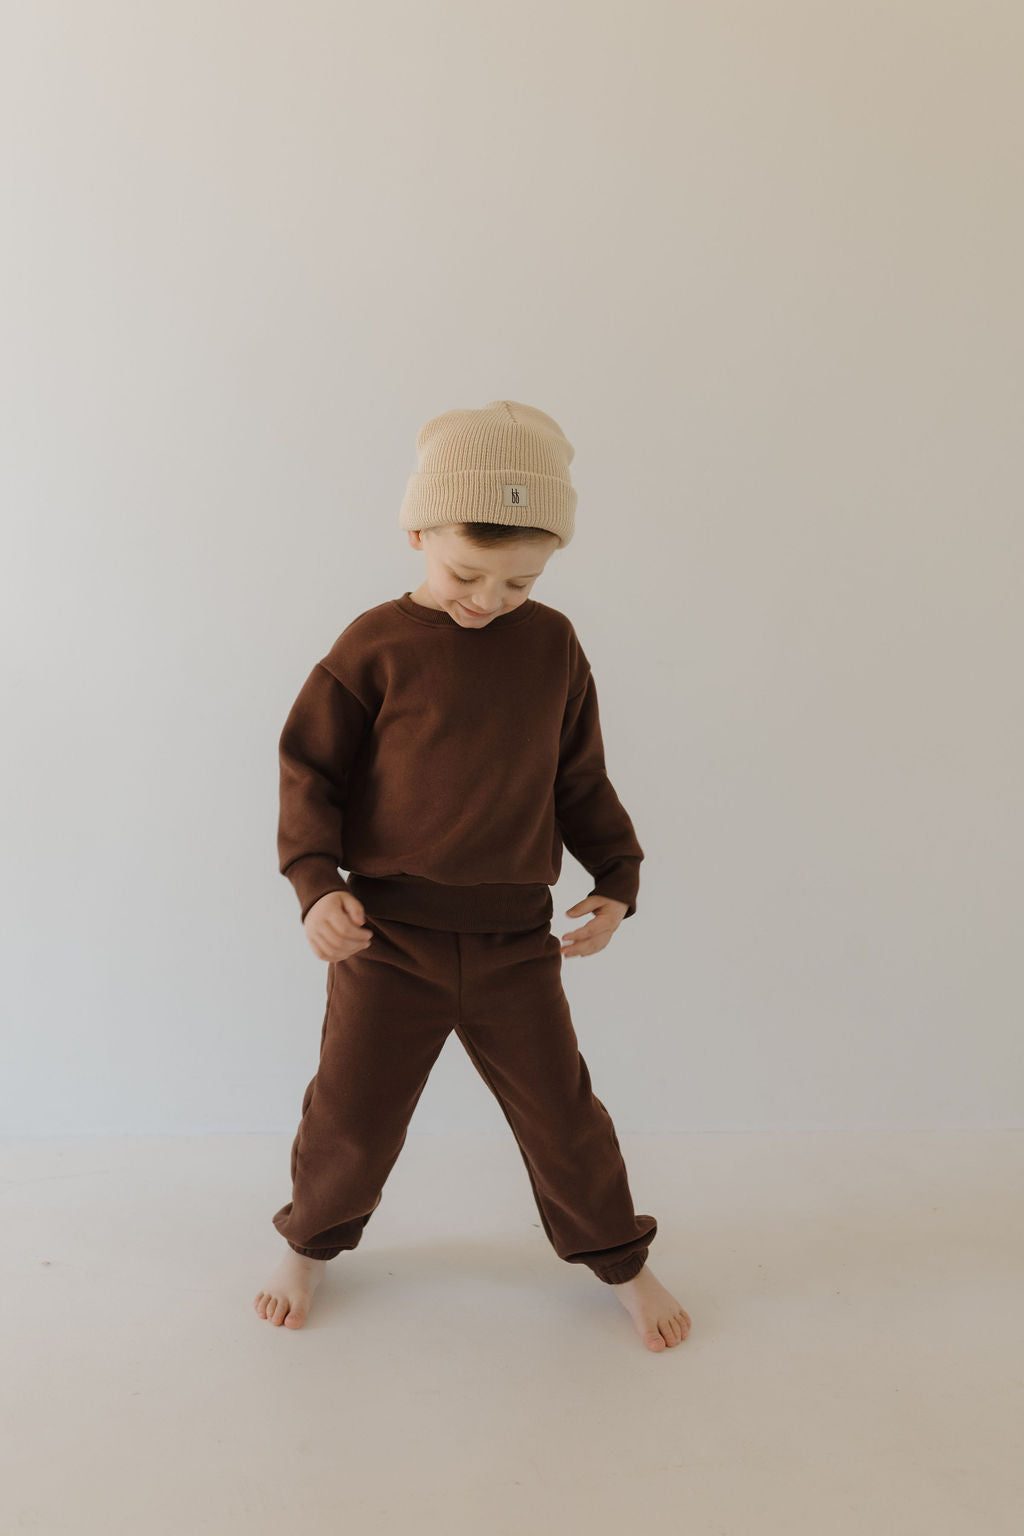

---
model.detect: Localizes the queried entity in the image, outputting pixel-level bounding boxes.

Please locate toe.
[284,1308,307,1329]
[644,1330,666,1351]
[658,1319,677,1346]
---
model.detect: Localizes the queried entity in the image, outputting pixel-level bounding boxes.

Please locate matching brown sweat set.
[270,590,656,1285]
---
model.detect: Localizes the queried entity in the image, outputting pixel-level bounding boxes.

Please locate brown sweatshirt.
[277,590,644,932]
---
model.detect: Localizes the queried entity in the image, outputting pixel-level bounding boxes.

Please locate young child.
[254,400,691,1352]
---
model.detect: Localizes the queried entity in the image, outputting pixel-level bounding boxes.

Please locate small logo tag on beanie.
[502,484,529,506]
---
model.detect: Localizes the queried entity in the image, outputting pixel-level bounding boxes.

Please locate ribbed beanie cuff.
[399,399,577,547]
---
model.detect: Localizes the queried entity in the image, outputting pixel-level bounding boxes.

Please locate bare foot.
[253,1248,326,1329]
[608,1264,691,1352]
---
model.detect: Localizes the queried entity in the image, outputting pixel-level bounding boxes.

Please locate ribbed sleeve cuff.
[284,856,351,923]
[587,857,642,920]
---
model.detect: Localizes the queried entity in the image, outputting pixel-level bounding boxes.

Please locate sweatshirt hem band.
[345,871,553,932]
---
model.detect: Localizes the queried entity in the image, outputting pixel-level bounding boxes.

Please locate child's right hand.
[302,890,374,962]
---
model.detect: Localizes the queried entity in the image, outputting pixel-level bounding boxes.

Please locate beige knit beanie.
[399,399,576,548]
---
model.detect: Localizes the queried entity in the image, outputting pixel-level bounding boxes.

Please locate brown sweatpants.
[271,913,656,1285]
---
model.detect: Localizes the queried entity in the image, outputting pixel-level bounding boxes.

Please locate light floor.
[3,1130,1022,1535]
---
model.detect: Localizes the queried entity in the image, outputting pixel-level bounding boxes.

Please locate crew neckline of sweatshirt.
[392,592,538,630]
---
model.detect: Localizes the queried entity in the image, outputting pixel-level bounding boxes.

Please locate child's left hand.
[560,894,630,957]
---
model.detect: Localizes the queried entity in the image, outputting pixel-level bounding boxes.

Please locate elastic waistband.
[345,872,553,932]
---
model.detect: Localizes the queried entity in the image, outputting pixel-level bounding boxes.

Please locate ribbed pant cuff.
[287,1241,343,1261]
[593,1250,649,1285]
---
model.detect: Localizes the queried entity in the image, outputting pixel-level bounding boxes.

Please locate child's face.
[407,527,559,627]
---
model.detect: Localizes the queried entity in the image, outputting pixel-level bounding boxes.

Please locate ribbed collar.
[392,592,538,630]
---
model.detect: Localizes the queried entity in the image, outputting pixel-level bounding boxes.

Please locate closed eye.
[453,573,527,591]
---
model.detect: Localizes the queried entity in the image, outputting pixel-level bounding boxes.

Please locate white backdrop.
[2,1,1021,1136]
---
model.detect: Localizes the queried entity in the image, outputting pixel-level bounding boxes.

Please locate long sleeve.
[278,662,375,923]
[554,668,644,919]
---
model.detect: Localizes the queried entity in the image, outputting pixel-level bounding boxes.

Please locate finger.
[563,933,609,956]
[562,923,605,944]
[329,916,372,942]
